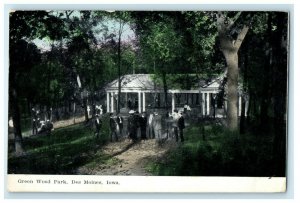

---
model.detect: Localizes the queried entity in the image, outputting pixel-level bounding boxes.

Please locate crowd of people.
[29,103,186,143]
[31,108,53,135]
[94,108,186,143]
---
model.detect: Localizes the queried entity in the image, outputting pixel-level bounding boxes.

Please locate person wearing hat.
[116,113,124,137]
[140,112,147,141]
[31,108,38,135]
[172,109,180,140]
[109,113,118,142]
[177,111,185,142]
[148,111,154,139]
[94,114,102,139]
[134,110,141,139]
[127,110,137,142]
[153,112,162,140]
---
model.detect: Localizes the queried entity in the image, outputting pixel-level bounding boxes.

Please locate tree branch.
[65,11,74,20]
[228,11,242,31]
[216,11,226,33]
[234,25,249,49]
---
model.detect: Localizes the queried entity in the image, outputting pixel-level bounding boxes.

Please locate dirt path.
[78,138,179,176]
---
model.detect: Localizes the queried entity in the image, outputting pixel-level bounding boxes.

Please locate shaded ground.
[8,115,179,175]
[78,138,179,176]
[8,115,285,177]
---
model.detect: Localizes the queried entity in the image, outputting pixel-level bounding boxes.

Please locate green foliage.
[28,56,65,106]
[8,116,111,174]
[9,11,288,165]
[146,21,182,63]
[9,40,41,73]
[146,123,280,176]
[139,17,183,73]
[183,11,220,73]
[9,11,67,43]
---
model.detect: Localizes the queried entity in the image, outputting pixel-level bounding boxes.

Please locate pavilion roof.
[105,74,158,91]
[105,73,225,92]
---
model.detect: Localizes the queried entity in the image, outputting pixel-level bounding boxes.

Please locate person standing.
[96,104,103,115]
[99,105,103,115]
[128,98,132,109]
[148,112,154,139]
[177,112,185,142]
[127,110,137,142]
[31,108,38,135]
[116,114,124,137]
[140,112,147,141]
[134,111,141,139]
[172,109,180,140]
[109,113,118,142]
[134,98,138,109]
[153,112,162,140]
[94,114,102,139]
[47,107,53,122]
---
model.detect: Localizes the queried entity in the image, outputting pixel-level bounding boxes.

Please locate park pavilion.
[105,73,246,117]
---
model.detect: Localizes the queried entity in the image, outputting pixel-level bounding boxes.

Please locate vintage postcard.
[6,8,288,193]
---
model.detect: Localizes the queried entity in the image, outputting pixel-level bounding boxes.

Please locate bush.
[146,123,280,176]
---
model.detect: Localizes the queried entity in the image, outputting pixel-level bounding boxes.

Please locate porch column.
[202,92,205,116]
[238,95,242,117]
[142,92,146,112]
[106,92,110,113]
[245,98,249,117]
[111,92,115,113]
[125,93,128,108]
[224,100,228,115]
[207,93,210,116]
[138,91,142,113]
[171,93,175,113]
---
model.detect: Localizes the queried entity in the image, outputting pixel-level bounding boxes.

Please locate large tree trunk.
[240,96,246,134]
[271,12,288,176]
[216,12,249,131]
[162,71,168,111]
[10,85,24,155]
[260,13,273,132]
[240,39,249,134]
[83,97,89,122]
[117,32,121,114]
[223,51,239,130]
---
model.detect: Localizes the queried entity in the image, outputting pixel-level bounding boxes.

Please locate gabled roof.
[105,73,225,92]
[199,71,226,91]
[105,74,158,91]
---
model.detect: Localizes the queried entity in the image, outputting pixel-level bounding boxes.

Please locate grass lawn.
[8,116,285,177]
[8,115,112,174]
[145,122,284,177]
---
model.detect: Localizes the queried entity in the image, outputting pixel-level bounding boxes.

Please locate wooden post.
[111,92,114,113]
[142,92,146,112]
[125,93,128,109]
[138,91,141,113]
[202,93,205,116]
[172,93,175,112]
[107,92,110,113]
[207,93,210,116]
[239,95,242,117]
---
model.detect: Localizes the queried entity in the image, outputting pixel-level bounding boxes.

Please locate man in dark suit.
[31,108,38,135]
[109,113,118,142]
[177,112,185,142]
[94,114,102,139]
[134,111,141,139]
[116,114,124,137]
[140,112,147,141]
[127,110,137,142]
